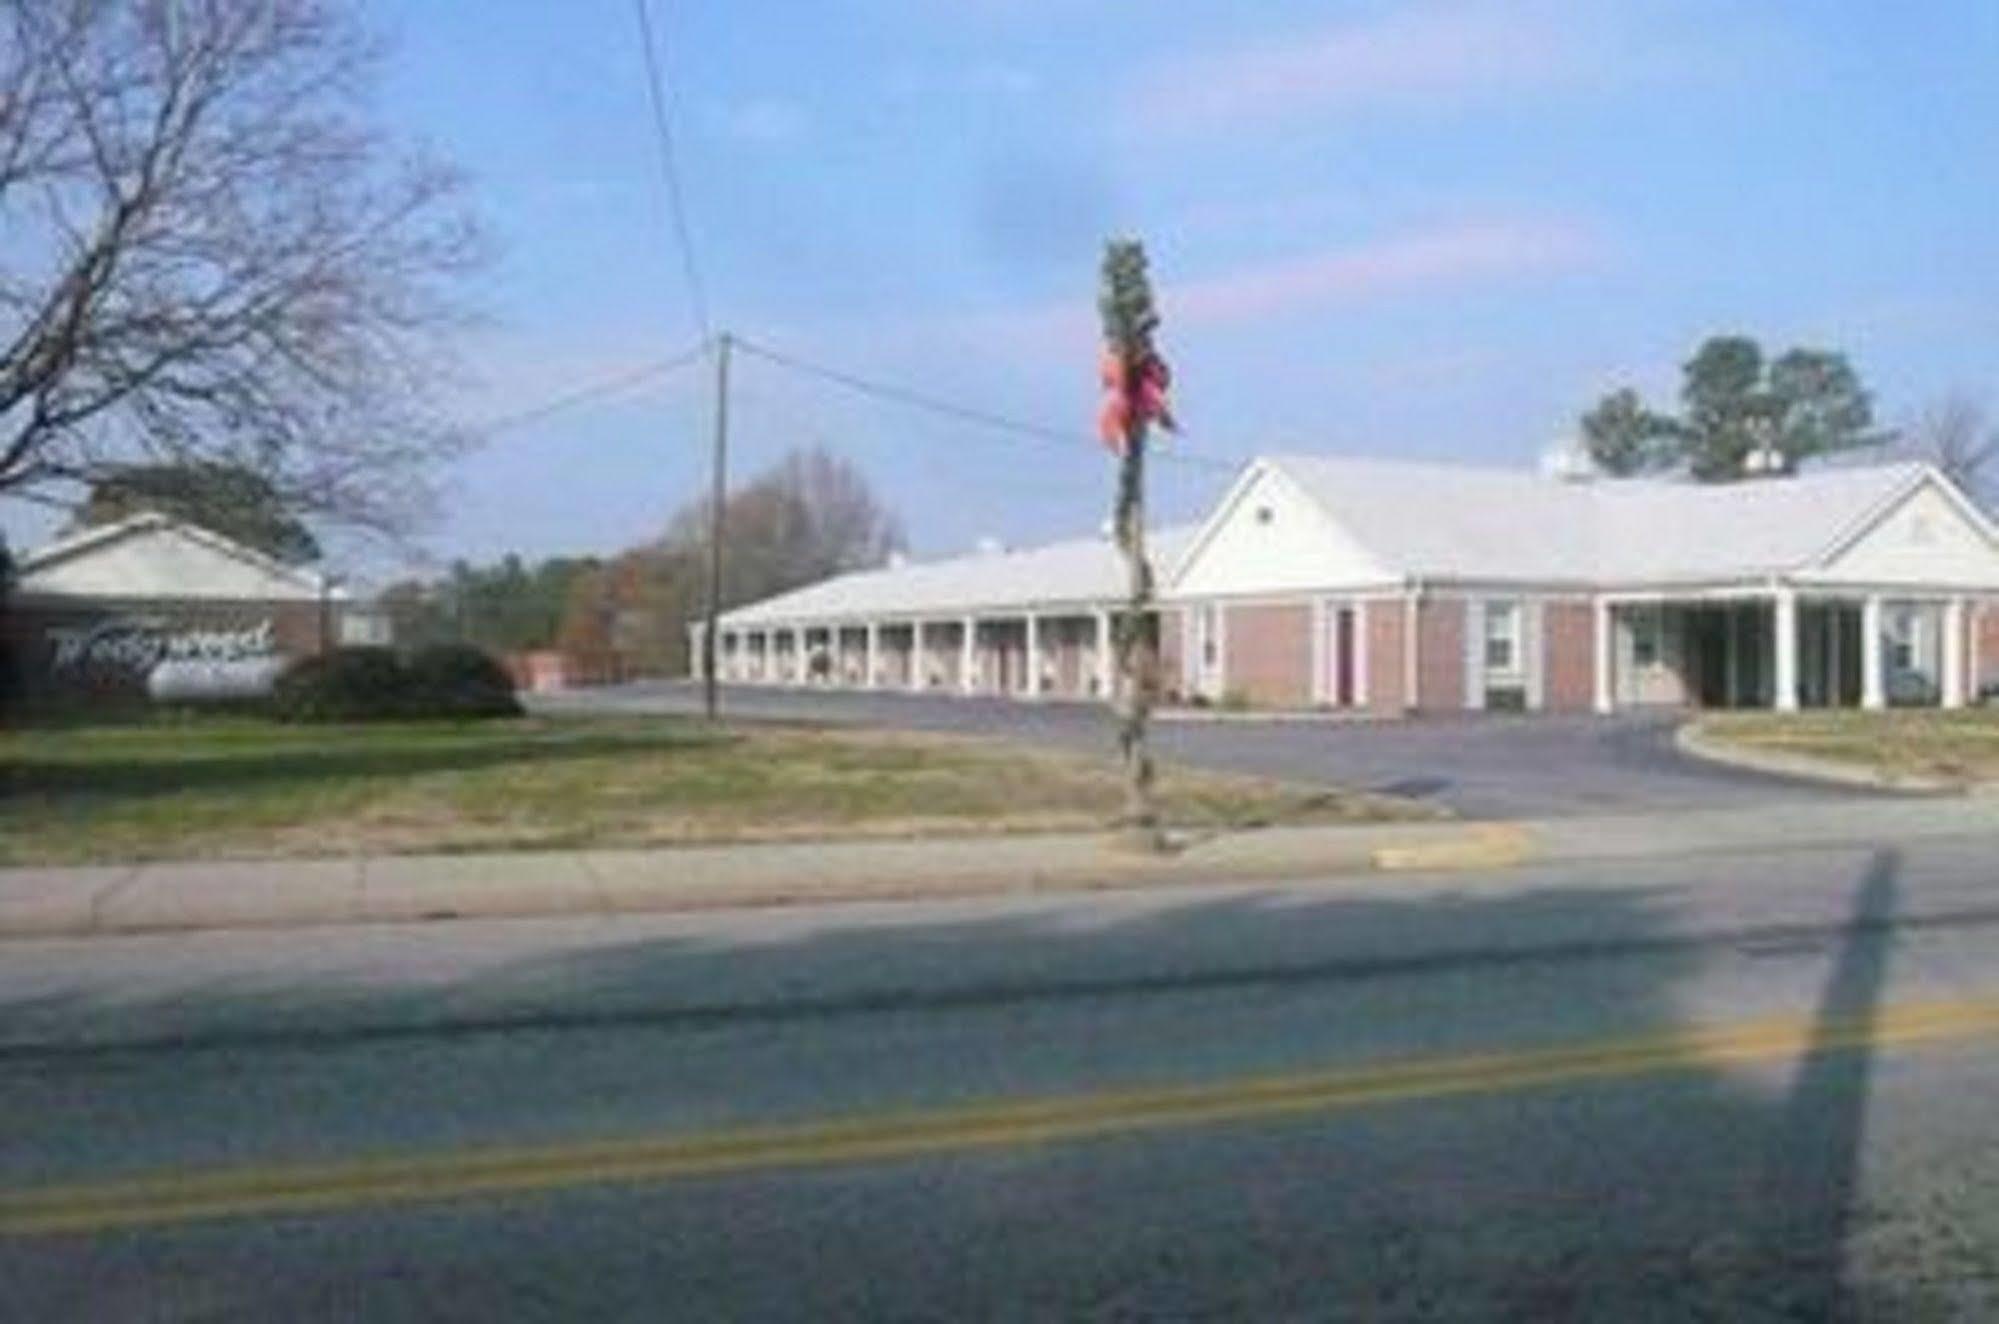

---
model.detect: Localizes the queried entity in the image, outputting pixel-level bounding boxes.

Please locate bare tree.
[1907,395,1998,511]
[560,446,904,675]
[0,0,482,539]
[664,445,905,609]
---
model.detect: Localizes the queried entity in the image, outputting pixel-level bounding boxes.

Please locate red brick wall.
[1048,619,1081,695]
[1977,600,1999,695]
[1414,597,1466,712]
[1367,599,1407,715]
[1157,609,1186,703]
[1224,601,1311,708]
[1543,599,1596,712]
[7,597,323,700]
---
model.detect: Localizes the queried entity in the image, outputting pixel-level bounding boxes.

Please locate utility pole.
[1096,240,1175,852]
[702,332,731,720]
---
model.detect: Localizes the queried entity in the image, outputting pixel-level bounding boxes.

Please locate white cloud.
[1124,2,1649,133]
[710,97,809,144]
[1170,218,1606,326]
[887,60,1041,100]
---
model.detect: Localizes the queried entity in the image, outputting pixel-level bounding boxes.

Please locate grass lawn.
[1697,708,1999,783]
[0,714,1428,866]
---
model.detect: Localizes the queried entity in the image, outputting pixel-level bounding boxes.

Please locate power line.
[467,340,710,436]
[631,0,711,340]
[731,336,1243,475]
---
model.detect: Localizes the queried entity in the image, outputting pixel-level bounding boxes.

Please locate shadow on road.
[2,848,1984,1320]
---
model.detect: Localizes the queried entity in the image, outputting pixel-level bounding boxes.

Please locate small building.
[698,456,1999,715]
[5,512,358,702]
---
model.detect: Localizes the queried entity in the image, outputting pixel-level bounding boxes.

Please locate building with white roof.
[700,455,1999,715]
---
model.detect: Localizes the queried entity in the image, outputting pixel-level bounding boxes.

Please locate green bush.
[269,647,412,722]
[269,644,521,723]
[405,642,522,718]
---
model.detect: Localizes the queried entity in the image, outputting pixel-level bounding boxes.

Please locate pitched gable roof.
[1264,455,1953,585]
[17,512,333,601]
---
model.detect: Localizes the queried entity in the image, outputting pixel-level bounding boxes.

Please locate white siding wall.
[1816,482,1999,587]
[1172,466,1394,599]
[22,526,320,602]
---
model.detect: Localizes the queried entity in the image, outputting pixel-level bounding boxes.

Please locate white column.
[1354,601,1370,709]
[909,621,927,691]
[1861,595,1886,710]
[1024,614,1042,698]
[1592,598,1614,714]
[1094,609,1113,698]
[1942,597,1967,708]
[960,617,978,694]
[792,626,807,684]
[865,621,881,690]
[1773,589,1799,712]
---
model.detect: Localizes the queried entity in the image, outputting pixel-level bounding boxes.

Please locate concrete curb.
[0,821,1532,941]
[9,793,1999,942]
[1673,722,1970,795]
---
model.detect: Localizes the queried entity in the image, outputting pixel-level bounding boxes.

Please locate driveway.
[535,682,1868,820]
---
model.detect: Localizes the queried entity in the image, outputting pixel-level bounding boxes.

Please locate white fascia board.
[1809,466,1999,569]
[1158,457,1266,592]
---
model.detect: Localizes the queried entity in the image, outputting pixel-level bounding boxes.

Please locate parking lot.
[536,683,1866,820]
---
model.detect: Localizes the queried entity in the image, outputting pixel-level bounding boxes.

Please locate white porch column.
[1942,597,1967,708]
[1862,595,1886,710]
[1025,614,1043,698]
[960,617,978,694]
[864,621,881,690]
[1094,609,1113,698]
[791,626,807,684]
[1773,589,1799,712]
[909,621,927,691]
[1592,598,1614,714]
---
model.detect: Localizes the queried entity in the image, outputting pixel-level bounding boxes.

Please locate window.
[1483,600,1521,673]
[1886,607,1916,672]
[1199,604,1220,668]
[1631,608,1662,668]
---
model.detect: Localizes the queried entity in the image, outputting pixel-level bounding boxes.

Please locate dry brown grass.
[0,715,1431,866]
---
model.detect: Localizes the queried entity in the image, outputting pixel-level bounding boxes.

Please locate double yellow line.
[9,995,1999,1237]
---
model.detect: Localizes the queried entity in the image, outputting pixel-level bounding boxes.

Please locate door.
[1331,606,1357,707]
[1193,603,1224,699]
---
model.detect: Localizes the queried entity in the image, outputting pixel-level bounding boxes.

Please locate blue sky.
[12,2,1999,573]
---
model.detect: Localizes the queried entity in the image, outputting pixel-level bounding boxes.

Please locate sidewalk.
[2,797,1992,939]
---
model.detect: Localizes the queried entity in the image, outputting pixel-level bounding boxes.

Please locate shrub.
[269,647,413,722]
[405,642,521,718]
[270,644,522,722]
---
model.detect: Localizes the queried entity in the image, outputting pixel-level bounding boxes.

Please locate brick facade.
[1223,601,1312,708]
[7,596,324,700]
[1366,599,1407,715]
[1542,599,1596,712]
[1977,599,1999,696]
[1414,596,1466,712]
[1157,608,1185,703]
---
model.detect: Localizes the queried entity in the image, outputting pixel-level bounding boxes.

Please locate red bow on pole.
[1097,344,1176,456]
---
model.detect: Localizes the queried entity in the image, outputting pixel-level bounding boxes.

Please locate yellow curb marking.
[7,995,1999,1237]
[1371,824,1537,873]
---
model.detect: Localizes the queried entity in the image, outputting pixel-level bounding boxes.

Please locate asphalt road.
[538,681,1865,819]
[5,835,1999,1319]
